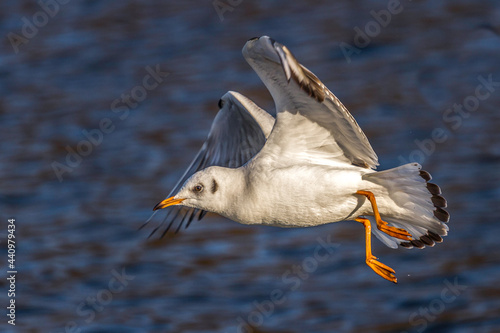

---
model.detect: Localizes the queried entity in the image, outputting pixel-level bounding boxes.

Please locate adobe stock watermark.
[398,74,499,165]
[7,0,72,54]
[339,0,408,63]
[235,234,340,333]
[51,64,169,182]
[212,0,243,22]
[402,277,467,333]
[55,267,135,333]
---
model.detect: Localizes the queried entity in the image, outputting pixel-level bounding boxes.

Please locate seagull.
[151,36,449,283]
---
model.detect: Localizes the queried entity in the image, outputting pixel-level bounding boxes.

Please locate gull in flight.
[149,36,449,283]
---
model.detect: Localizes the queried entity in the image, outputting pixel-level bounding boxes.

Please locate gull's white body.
[218,160,371,227]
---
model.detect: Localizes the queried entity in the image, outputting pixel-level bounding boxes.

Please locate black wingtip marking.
[148,225,160,239]
[427,183,442,195]
[420,235,435,247]
[290,66,326,102]
[421,170,450,223]
[398,168,450,249]
[142,206,211,239]
[410,239,425,249]
[198,210,207,221]
[161,209,181,237]
[431,195,447,208]
[185,210,197,229]
[400,242,413,248]
[428,231,443,243]
[174,222,183,234]
[277,45,325,102]
[400,230,445,249]
[160,218,175,238]
[434,207,450,223]
[419,170,432,181]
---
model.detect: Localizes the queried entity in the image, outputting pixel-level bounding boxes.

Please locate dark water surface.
[1,0,500,332]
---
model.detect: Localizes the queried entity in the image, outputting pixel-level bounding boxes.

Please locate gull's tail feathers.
[362,163,449,249]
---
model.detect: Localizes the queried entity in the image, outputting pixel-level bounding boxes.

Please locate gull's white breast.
[227,160,373,227]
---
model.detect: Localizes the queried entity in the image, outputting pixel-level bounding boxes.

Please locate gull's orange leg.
[356,190,412,241]
[355,217,397,283]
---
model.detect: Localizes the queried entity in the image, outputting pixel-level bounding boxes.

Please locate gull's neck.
[210,166,251,222]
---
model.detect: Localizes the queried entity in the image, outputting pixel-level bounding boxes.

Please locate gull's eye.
[193,184,204,193]
[218,99,225,109]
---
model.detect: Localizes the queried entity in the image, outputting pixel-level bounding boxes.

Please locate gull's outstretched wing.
[144,91,274,237]
[243,36,378,169]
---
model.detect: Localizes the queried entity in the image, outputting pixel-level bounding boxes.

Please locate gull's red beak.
[153,196,185,210]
